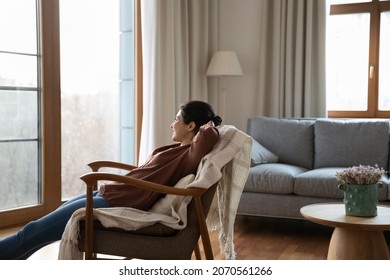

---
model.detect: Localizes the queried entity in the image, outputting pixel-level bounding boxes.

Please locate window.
[60,0,135,199]
[327,0,390,118]
[0,0,41,211]
[0,0,135,228]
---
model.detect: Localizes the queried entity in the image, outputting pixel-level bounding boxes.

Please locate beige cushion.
[150,174,195,215]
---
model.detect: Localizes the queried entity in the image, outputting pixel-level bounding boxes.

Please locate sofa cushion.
[247,117,315,169]
[294,167,346,199]
[377,175,390,202]
[314,119,390,169]
[244,163,308,195]
[250,138,279,166]
[294,167,389,201]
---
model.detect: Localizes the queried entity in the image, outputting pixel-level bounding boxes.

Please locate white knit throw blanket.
[58,125,252,260]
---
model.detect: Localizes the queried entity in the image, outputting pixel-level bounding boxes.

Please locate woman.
[0,100,222,260]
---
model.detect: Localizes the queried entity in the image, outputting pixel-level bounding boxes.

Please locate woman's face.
[170,110,194,145]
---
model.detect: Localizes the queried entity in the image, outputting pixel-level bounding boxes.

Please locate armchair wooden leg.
[194,196,214,260]
[194,242,202,260]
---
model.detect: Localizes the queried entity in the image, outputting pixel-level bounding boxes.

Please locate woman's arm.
[187,121,220,166]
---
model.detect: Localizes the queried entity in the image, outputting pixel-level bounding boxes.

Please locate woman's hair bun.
[212,115,222,126]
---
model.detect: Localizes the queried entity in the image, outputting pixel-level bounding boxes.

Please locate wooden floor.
[2,215,389,260]
[204,215,333,260]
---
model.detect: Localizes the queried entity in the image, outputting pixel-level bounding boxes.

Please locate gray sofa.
[237,116,390,219]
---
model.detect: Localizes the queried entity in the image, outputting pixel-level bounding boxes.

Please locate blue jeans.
[0,191,110,260]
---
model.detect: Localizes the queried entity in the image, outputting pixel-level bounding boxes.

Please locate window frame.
[328,0,390,118]
[1,0,141,229]
[0,0,61,229]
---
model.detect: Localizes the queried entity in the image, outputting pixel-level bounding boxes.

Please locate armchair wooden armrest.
[87,160,138,172]
[80,172,213,260]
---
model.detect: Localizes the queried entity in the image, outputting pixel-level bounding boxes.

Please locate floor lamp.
[206,51,243,119]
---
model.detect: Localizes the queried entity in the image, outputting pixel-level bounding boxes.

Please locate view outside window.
[326,13,370,111]
[0,0,40,210]
[60,0,134,199]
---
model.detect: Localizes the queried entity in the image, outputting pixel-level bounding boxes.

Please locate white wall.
[215,0,262,131]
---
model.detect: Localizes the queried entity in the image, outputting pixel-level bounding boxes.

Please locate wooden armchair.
[77,160,217,260]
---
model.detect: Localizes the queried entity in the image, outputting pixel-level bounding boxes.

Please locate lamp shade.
[206,51,243,77]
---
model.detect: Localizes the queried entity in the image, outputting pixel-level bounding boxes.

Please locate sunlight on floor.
[27,241,124,260]
[28,241,61,260]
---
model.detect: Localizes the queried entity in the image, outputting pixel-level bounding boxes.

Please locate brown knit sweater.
[99,125,219,210]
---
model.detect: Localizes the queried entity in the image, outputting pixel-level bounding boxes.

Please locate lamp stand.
[206,51,243,121]
[219,76,226,120]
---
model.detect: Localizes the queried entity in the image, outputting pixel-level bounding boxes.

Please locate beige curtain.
[139,0,217,163]
[256,0,327,118]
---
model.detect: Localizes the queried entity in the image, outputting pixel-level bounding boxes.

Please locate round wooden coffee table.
[300,203,390,260]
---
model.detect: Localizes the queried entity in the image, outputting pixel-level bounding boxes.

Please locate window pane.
[0,53,37,87]
[0,141,39,210]
[0,90,38,140]
[0,0,40,212]
[326,13,370,111]
[0,0,37,54]
[378,12,390,110]
[60,0,121,199]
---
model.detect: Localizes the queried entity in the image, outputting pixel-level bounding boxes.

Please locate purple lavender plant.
[336,164,386,185]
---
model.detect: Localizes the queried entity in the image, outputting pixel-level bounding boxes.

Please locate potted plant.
[336,165,386,217]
